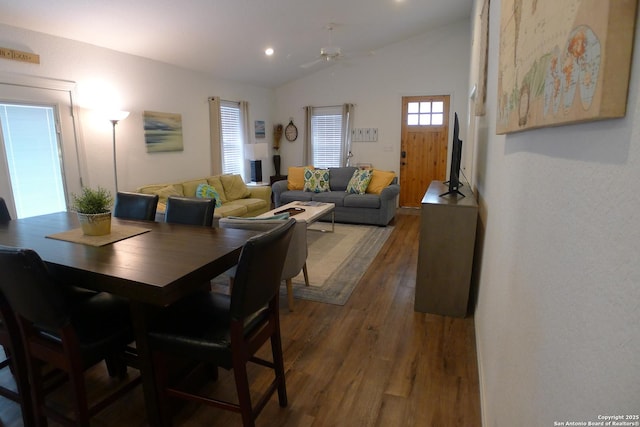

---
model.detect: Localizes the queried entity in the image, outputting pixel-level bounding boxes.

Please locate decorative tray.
[274,207,306,216]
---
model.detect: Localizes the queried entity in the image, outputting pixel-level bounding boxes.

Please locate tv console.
[415,180,478,317]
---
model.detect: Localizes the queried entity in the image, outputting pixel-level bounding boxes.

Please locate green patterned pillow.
[195,183,222,207]
[303,168,330,193]
[346,169,373,194]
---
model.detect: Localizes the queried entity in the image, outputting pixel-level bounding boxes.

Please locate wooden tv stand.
[415,180,478,317]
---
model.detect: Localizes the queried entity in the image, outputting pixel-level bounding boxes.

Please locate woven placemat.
[46,225,151,247]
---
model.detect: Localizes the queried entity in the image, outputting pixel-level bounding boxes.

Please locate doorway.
[399,95,450,207]
[0,81,83,218]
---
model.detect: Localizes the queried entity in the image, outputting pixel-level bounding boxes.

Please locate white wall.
[0,23,275,193]
[274,19,471,176]
[470,1,640,425]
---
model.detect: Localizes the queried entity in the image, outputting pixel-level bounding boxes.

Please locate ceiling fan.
[300,24,344,69]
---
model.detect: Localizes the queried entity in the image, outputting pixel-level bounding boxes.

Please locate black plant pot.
[273,154,281,177]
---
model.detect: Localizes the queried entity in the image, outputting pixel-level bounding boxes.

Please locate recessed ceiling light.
[265,48,274,56]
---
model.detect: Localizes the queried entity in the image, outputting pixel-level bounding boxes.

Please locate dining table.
[0,211,260,426]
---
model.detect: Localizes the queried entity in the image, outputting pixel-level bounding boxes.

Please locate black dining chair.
[0,197,11,222]
[113,191,159,221]
[164,196,215,226]
[148,218,296,427]
[0,290,35,427]
[0,245,141,427]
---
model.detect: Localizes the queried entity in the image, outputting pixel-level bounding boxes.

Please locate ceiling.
[1,0,473,88]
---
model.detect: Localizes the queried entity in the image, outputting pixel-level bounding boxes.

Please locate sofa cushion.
[207,176,228,203]
[215,203,248,218]
[195,183,222,207]
[329,167,357,191]
[311,191,347,207]
[152,184,183,204]
[303,168,330,193]
[288,166,313,190]
[220,174,250,201]
[366,170,396,194]
[227,197,267,212]
[346,169,373,194]
[343,193,381,209]
[181,179,208,197]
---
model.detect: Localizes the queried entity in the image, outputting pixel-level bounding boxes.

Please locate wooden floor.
[0,208,481,426]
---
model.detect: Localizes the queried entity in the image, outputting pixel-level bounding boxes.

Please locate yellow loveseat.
[136,174,271,223]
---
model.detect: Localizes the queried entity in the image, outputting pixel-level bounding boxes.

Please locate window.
[310,106,344,168]
[406,101,444,126]
[0,103,67,218]
[220,101,243,176]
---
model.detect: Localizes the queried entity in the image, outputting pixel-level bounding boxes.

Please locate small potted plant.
[71,186,114,236]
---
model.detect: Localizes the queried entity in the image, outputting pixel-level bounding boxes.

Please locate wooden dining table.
[0,211,259,426]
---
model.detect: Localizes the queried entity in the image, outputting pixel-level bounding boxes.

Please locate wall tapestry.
[496,0,638,134]
[143,111,183,152]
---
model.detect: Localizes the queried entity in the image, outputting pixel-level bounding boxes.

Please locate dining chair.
[148,218,296,427]
[0,291,35,427]
[113,191,159,221]
[0,197,11,222]
[165,196,215,226]
[218,216,309,311]
[0,245,141,427]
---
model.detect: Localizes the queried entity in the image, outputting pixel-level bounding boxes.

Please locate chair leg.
[270,328,288,407]
[232,363,255,427]
[285,279,294,312]
[105,353,127,379]
[302,263,309,286]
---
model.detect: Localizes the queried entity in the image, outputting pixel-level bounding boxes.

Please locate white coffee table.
[257,201,335,232]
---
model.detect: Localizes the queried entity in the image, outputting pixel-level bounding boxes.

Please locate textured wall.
[471,0,640,425]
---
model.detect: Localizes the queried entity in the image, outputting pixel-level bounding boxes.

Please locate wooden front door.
[399,95,450,207]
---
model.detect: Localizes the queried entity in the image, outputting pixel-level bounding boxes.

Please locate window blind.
[220,101,243,175]
[311,106,343,168]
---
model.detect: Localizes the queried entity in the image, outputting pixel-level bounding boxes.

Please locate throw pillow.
[207,176,228,203]
[181,179,208,197]
[152,185,183,204]
[366,170,396,194]
[303,167,330,193]
[195,183,222,207]
[346,169,373,194]
[220,174,251,201]
[288,166,313,190]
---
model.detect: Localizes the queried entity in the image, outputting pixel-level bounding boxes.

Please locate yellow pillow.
[288,166,314,190]
[207,176,228,204]
[181,179,208,197]
[153,184,183,203]
[366,170,396,194]
[220,174,250,201]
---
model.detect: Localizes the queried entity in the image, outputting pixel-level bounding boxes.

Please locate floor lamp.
[108,111,130,192]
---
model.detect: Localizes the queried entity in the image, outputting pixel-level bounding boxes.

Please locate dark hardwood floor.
[0,208,481,426]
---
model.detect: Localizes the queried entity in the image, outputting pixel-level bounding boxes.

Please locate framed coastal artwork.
[496,0,638,134]
[254,120,265,139]
[143,111,183,152]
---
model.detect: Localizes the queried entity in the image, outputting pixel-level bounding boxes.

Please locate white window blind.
[0,103,67,218]
[220,101,243,175]
[311,106,343,168]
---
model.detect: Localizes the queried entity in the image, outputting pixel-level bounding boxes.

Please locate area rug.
[212,222,393,306]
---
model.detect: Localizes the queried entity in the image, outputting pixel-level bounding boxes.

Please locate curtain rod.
[303,103,356,109]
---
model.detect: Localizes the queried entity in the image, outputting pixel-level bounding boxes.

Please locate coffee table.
[258,201,335,231]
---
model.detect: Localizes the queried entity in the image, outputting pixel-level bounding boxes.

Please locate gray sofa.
[272,166,400,226]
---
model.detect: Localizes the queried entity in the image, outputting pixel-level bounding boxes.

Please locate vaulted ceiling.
[1,0,473,88]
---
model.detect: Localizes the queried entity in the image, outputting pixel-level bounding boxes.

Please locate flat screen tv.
[440,112,464,198]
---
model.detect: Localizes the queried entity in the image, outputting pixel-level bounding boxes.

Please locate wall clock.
[285,120,298,142]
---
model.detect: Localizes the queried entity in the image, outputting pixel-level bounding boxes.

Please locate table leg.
[129,301,165,427]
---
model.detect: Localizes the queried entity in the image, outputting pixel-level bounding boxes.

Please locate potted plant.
[71,186,114,236]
